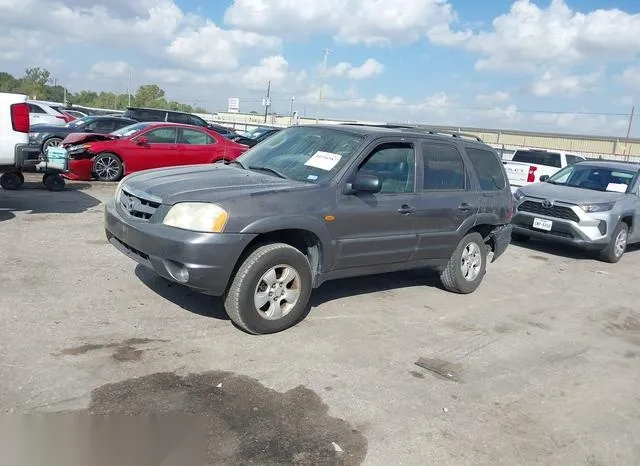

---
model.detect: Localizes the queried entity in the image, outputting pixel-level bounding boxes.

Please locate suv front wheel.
[224,243,313,334]
[440,232,487,294]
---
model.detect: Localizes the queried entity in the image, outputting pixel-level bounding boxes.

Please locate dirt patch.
[59,338,169,363]
[603,307,640,346]
[52,371,367,465]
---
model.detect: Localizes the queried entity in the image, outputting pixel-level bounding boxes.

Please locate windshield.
[235,126,365,183]
[111,122,150,138]
[548,165,636,193]
[66,116,94,128]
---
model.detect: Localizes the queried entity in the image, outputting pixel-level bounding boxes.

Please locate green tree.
[135,84,165,107]
[0,72,20,92]
[20,67,51,99]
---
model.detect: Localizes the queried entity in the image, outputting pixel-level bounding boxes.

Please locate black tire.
[599,222,628,264]
[44,174,65,191]
[440,232,487,294]
[93,153,123,182]
[42,137,63,154]
[0,172,24,190]
[224,243,313,334]
[512,233,530,243]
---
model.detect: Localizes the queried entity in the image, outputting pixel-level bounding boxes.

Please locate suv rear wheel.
[440,232,487,294]
[224,243,313,334]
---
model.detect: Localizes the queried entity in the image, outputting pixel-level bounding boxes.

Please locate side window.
[188,115,206,126]
[465,147,507,191]
[168,112,188,124]
[28,104,46,114]
[566,154,583,165]
[357,142,415,194]
[87,120,115,133]
[422,143,466,191]
[114,119,134,130]
[179,129,215,145]
[144,128,177,144]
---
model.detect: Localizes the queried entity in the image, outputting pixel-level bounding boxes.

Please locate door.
[329,140,420,270]
[125,127,178,172]
[411,142,481,260]
[176,128,218,165]
[631,182,640,243]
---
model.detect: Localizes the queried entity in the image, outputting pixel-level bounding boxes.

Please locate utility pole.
[128,70,132,107]
[263,80,271,124]
[624,106,635,161]
[315,48,330,124]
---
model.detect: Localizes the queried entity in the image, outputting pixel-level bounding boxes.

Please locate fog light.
[598,221,607,236]
[164,260,189,283]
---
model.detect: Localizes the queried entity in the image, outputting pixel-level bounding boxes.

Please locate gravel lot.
[1,175,639,465]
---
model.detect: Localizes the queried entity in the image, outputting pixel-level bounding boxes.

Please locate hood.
[62,132,119,145]
[519,181,627,204]
[124,164,312,204]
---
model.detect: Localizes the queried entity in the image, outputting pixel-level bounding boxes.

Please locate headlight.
[114,178,126,203]
[580,202,614,213]
[163,203,229,233]
[513,189,525,202]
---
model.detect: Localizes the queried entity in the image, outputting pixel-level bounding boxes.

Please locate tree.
[0,72,19,92]
[135,84,165,107]
[20,67,51,99]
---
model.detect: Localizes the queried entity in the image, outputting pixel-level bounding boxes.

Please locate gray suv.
[105,124,514,334]
[512,160,640,262]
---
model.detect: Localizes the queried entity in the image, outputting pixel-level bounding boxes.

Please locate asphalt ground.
[1,174,639,465]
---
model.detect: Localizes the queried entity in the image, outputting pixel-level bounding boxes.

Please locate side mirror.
[352,174,381,193]
[539,175,550,182]
[136,136,149,145]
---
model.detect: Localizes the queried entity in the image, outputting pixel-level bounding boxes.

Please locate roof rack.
[339,123,484,142]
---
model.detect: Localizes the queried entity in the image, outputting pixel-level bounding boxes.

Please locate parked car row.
[21,104,284,183]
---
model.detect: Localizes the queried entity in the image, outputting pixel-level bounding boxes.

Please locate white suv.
[28,100,68,127]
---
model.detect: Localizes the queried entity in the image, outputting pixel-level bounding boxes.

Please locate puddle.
[41,371,367,465]
[415,358,463,383]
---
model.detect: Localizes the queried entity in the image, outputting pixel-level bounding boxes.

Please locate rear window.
[512,150,561,168]
[566,154,584,165]
[465,147,507,191]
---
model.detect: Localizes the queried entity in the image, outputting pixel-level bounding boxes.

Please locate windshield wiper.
[248,165,288,179]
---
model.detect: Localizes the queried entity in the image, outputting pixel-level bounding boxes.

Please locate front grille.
[518,200,580,222]
[120,189,161,220]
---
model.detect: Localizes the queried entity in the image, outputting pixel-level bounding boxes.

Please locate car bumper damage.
[104,199,255,296]
[488,224,513,262]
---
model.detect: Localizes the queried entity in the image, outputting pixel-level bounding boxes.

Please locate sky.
[1,0,640,136]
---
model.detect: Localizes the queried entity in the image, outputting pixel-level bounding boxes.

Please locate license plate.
[533,218,552,231]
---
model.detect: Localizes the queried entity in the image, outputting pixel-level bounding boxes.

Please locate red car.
[61,122,248,182]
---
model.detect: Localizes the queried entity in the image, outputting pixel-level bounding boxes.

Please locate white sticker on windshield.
[606,183,627,193]
[304,151,342,171]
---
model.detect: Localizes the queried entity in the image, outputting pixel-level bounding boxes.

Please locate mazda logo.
[541,199,554,208]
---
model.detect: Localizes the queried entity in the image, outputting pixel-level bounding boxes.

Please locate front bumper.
[512,209,611,250]
[104,199,257,296]
[64,159,93,180]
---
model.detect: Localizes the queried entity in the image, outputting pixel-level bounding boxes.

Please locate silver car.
[511,160,640,263]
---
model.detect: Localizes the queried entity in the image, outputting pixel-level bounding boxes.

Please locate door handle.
[397,204,416,215]
[458,203,472,211]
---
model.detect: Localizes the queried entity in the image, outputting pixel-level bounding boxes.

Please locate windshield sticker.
[305,151,342,171]
[307,174,319,181]
[606,183,627,193]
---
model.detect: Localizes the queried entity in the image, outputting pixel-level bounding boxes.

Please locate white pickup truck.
[502,148,585,192]
[0,92,41,190]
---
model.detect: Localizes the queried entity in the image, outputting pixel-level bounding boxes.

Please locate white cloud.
[89,61,132,79]
[0,0,282,73]
[620,67,640,90]
[445,0,640,72]
[328,59,384,80]
[224,0,460,46]
[241,55,290,90]
[475,91,510,105]
[530,69,600,96]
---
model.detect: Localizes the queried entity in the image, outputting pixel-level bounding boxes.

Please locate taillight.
[10,102,30,133]
[526,165,537,183]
